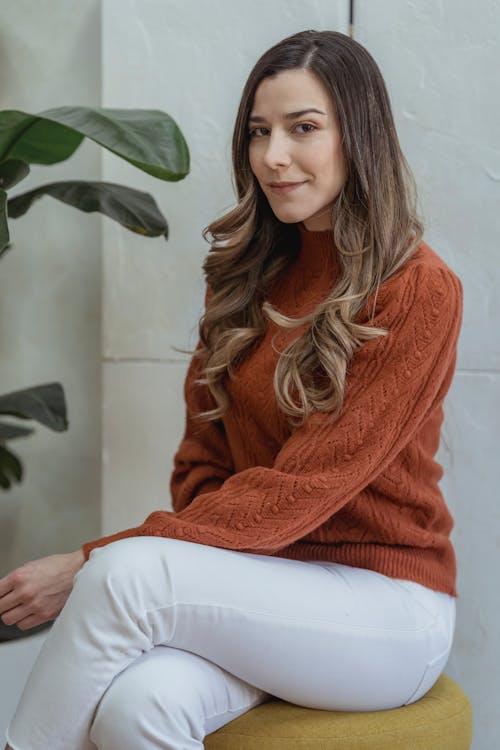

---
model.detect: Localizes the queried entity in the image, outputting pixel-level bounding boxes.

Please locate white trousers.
[6,537,456,750]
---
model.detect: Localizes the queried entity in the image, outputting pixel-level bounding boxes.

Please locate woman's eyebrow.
[248,108,327,123]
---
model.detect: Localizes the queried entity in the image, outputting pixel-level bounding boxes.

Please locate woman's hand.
[0,549,85,631]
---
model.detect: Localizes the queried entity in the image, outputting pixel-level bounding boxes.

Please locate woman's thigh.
[87,537,455,711]
[90,646,270,750]
[146,540,454,711]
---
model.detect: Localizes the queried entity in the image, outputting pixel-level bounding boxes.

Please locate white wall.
[355,3,500,748]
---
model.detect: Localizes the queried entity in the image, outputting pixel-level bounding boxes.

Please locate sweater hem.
[270,542,457,597]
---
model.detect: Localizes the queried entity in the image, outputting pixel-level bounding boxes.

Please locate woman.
[1,29,463,750]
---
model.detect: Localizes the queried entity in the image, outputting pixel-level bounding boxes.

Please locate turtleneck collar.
[295,221,339,277]
[266,221,341,313]
[297,220,335,241]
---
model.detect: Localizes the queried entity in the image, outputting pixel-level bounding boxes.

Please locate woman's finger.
[0,573,16,598]
[16,614,44,631]
[1,605,32,627]
[0,590,24,616]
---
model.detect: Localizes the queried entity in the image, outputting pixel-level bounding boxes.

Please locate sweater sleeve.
[81,264,463,561]
[169,337,235,513]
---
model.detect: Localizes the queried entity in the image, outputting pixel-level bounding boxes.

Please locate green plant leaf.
[0,110,83,165]
[0,444,23,489]
[0,107,190,181]
[0,158,30,189]
[0,383,68,432]
[8,180,169,238]
[0,188,9,256]
[0,422,34,440]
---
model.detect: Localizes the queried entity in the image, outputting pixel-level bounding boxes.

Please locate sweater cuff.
[81,524,149,561]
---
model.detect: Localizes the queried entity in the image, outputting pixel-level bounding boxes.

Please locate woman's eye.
[248,127,266,138]
[295,123,317,134]
[248,123,317,138]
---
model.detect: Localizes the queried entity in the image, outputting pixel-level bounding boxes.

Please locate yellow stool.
[205,674,472,749]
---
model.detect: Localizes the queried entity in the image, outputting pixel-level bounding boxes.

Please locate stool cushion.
[204,674,472,749]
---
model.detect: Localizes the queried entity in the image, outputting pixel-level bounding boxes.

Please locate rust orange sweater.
[82,222,464,596]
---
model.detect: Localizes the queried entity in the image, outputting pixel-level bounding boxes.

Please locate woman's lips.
[268,181,306,194]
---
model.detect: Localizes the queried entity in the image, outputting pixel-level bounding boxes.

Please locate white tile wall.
[356,5,499,746]
[438,371,500,749]
[98,361,189,538]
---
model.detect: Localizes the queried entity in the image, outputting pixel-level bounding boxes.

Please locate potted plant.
[0,106,190,641]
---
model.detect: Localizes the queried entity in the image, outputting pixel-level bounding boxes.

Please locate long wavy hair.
[173,29,424,430]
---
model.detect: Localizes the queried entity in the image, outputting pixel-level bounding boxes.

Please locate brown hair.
[173,29,424,429]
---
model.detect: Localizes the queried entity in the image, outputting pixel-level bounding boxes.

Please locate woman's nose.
[262,132,291,168]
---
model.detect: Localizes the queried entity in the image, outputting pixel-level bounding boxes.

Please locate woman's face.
[248,68,347,231]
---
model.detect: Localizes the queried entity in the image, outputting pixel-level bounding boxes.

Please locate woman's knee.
[90,656,195,749]
[69,538,182,644]
[74,537,173,596]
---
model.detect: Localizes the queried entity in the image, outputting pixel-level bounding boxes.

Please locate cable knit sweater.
[82,222,463,597]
